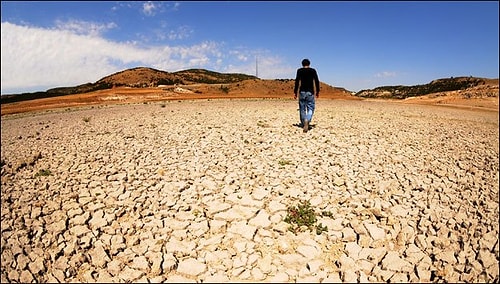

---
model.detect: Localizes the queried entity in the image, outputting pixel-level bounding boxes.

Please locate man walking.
[293,58,320,133]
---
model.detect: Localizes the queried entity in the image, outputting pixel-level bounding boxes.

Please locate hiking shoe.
[303,120,309,133]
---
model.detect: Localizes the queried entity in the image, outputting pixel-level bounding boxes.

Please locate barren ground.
[1,84,498,116]
[1,98,498,283]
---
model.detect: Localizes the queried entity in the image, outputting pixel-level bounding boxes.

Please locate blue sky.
[1,1,498,94]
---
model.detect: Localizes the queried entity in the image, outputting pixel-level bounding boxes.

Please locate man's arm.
[314,70,320,98]
[293,69,300,98]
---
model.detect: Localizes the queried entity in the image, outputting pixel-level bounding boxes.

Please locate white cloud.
[237,54,248,61]
[172,2,181,11]
[223,53,295,79]
[1,22,114,93]
[54,19,117,37]
[374,71,397,78]
[255,56,295,79]
[0,22,222,93]
[142,1,159,16]
[1,22,294,94]
[167,25,193,40]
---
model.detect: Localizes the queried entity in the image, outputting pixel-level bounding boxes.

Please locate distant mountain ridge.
[1,67,498,105]
[49,67,258,96]
[96,67,258,87]
[0,67,258,103]
[355,76,499,99]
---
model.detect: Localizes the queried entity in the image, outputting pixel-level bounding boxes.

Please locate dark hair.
[301,59,310,66]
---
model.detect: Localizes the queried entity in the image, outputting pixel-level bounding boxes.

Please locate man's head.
[301,59,310,67]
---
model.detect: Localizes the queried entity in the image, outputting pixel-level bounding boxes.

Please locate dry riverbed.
[1,99,498,282]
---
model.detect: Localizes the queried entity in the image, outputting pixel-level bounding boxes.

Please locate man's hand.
[294,93,297,99]
[316,93,319,98]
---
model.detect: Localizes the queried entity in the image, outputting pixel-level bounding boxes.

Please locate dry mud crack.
[1,99,498,282]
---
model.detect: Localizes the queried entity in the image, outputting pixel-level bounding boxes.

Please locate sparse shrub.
[284,200,329,235]
[278,159,293,166]
[321,210,334,218]
[35,169,52,177]
[220,85,230,94]
[316,223,328,235]
[193,209,202,218]
[257,120,270,128]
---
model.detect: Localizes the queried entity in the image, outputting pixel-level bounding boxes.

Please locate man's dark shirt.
[294,67,320,95]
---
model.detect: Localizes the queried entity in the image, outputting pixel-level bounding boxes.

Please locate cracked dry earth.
[1,99,499,283]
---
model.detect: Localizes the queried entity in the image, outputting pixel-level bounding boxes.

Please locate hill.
[355,76,498,99]
[0,67,355,115]
[0,67,260,104]
[96,67,259,87]
[1,68,497,115]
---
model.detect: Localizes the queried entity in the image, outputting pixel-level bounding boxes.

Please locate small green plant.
[278,159,293,166]
[192,209,204,218]
[284,200,329,235]
[284,200,316,231]
[35,169,52,177]
[316,223,328,235]
[257,121,269,128]
[220,85,230,94]
[321,210,334,218]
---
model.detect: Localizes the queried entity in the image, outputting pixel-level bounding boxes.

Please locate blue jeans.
[299,91,315,125]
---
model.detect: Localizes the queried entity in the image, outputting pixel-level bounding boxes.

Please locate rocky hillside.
[49,67,258,95]
[96,67,258,87]
[2,67,354,105]
[0,67,259,104]
[355,77,498,99]
[3,68,497,107]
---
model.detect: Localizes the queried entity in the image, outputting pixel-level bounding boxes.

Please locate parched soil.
[1,85,498,116]
[1,99,498,283]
